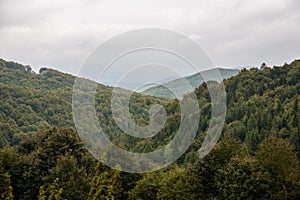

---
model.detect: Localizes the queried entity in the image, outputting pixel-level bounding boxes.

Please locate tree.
[0,173,13,200]
[128,171,165,200]
[190,135,246,199]
[254,137,300,199]
[216,154,272,199]
[48,178,63,200]
[38,178,64,200]
[88,162,120,200]
[157,166,198,200]
[13,127,96,199]
[38,186,46,200]
[46,153,91,200]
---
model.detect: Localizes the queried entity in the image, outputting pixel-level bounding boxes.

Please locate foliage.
[88,162,120,200]
[128,171,165,200]
[0,172,14,200]
[37,178,64,200]
[0,58,300,199]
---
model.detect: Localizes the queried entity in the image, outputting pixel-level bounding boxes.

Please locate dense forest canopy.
[0,58,299,199]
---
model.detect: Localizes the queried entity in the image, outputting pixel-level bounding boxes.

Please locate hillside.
[0,58,174,149]
[0,58,299,155]
[0,58,299,199]
[142,68,239,98]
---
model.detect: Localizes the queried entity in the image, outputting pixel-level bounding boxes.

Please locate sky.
[0,0,299,88]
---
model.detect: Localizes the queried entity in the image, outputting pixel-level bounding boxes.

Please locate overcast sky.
[0,0,299,87]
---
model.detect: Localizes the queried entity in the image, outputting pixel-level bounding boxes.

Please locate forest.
[0,58,300,199]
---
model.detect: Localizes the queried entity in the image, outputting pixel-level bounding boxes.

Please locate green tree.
[39,174,88,200]
[88,162,120,200]
[190,135,246,199]
[48,178,64,200]
[157,166,198,200]
[0,173,13,200]
[254,137,300,199]
[128,171,165,200]
[46,153,91,200]
[38,186,46,200]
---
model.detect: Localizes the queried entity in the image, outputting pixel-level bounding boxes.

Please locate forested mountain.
[141,68,239,98]
[0,58,173,150]
[0,58,300,199]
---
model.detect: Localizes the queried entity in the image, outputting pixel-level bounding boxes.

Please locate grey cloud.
[0,0,299,80]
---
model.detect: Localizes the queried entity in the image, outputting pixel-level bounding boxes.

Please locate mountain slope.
[141,68,239,98]
[0,58,300,199]
[0,58,174,148]
[0,58,299,156]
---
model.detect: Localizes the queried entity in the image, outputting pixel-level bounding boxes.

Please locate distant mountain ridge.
[141,68,240,98]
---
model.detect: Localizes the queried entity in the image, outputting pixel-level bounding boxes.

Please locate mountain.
[0,58,172,148]
[0,58,300,199]
[141,68,240,98]
[134,76,178,92]
[1,58,299,154]
[0,58,299,154]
